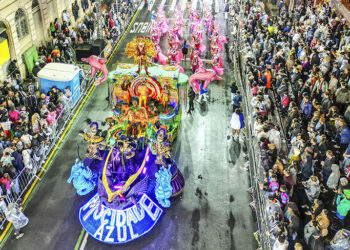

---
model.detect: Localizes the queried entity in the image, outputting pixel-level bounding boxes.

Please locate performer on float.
[120,97,149,138]
[79,122,105,160]
[125,36,156,75]
[150,128,184,196]
[113,138,138,177]
[161,82,170,113]
[152,128,172,168]
[120,76,131,104]
[138,81,149,107]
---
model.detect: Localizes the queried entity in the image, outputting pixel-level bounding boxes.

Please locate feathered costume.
[125,36,156,75]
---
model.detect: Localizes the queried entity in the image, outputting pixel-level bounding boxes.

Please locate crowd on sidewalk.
[36,0,135,67]
[0,65,73,196]
[230,0,350,248]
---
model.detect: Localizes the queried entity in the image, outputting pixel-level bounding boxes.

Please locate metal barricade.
[229,3,271,249]
[231,1,292,248]
[0,168,37,230]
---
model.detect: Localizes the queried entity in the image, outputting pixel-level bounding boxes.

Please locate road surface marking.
[192,0,198,9]
[79,231,89,250]
[181,0,187,9]
[139,1,145,10]
[130,22,153,33]
[170,0,177,11]
[74,229,85,250]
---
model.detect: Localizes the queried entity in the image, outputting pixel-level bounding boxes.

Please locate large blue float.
[68,57,187,244]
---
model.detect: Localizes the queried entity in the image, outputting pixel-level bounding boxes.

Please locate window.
[32,0,39,9]
[15,9,29,40]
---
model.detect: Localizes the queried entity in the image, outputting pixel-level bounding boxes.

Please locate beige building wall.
[0,0,86,80]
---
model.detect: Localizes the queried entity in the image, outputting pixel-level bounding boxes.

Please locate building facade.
[0,0,83,80]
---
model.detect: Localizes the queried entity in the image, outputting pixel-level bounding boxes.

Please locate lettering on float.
[79,194,163,244]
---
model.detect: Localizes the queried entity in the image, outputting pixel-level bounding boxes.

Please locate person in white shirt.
[20,133,32,147]
[5,203,28,239]
[230,108,244,140]
[268,125,282,152]
[273,235,289,250]
[62,10,70,25]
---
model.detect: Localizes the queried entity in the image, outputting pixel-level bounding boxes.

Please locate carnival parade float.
[67,36,188,244]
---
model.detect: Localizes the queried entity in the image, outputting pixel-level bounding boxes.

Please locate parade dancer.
[197,83,208,103]
[166,6,185,67]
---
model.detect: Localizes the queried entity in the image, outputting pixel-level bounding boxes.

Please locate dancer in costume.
[151,128,184,196]
[113,138,138,178]
[79,122,105,160]
[161,82,170,113]
[125,37,156,75]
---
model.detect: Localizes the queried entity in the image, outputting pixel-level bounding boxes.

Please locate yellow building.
[0,0,89,80]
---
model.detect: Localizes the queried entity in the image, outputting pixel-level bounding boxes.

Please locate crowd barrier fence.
[228,2,281,248]
[231,32,272,250]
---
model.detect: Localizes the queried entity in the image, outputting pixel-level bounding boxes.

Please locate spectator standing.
[230,108,244,140]
[187,86,195,114]
[5,203,28,239]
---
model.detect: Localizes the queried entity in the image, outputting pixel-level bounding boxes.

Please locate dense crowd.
[0,66,72,203]
[229,0,350,249]
[37,0,135,66]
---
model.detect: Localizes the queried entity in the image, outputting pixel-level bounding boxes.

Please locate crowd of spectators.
[0,64,73,206]
[0,0,90,215]
[34,0,135,69]
[229,0,350,248]
[46,2,96,65]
